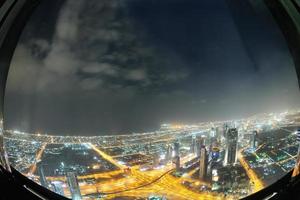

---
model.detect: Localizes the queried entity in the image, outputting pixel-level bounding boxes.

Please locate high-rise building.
[153,153,160,166]
[174,141,180,157]
[292,128,300,177]
[210,127,216,138]
[191,136,196,154]
[215,127,220,139]
[51,181,65,196]
[66,171,82,200]
[211,147,220,161]
[173,141,180,171]
[196,136,204,157]
[174,156,181,171]
[251,131,257,149]
[37,163,48,188]
[223,123,229,138]
[166,144,172,161]
[224,128,238,166]
[199,145,208,180]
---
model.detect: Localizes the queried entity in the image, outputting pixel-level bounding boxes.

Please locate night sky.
[4,0,300,136]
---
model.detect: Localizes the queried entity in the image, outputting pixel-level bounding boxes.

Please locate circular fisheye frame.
[2,0,300,200]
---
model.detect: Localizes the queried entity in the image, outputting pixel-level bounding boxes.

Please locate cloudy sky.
[4,0,300,136]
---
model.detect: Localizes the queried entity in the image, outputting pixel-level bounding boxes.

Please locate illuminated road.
[27,143,47,175]
[76,152,225,199]
[238,148,264,192]
[292,145,300,177]
[89,143,125,169]
[46,148,222,199]
[25,141,263,199]
[105,171,230,200]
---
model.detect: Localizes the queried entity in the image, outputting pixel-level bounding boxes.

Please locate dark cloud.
[4,0,300,135]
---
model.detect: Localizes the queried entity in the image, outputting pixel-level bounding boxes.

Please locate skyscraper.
[210,127,216,138]
[215,127,220,139]
[51,181,65,196]
[199,145,208,180]
[211,147,220,161]
[224,128,238,166]
[174,141,180,157]
[191,136,196,154]
[174,156,181,171]
[66,171,82,200]
[196,136,204,157]
[292,128,300,177]
[173,141,180,171]
[223,123,229,138]
[251,131,257,149]
[166,144,172,161]
[37,163,48,188]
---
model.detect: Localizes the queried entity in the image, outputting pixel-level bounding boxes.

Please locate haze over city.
[3,1,300,200]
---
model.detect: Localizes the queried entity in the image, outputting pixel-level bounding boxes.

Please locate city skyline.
[2,1,300,199]
[3,109,300,199]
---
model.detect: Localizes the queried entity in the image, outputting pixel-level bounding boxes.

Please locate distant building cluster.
[3,110,300,199]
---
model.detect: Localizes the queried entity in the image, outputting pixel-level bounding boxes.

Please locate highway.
[28,143,233,199]
[238,148,264,193]
[89,143,125,169]
[27,143,47,175]
[26,141,259,199]
[76,145,227,199]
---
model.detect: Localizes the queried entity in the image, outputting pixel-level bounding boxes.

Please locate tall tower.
[166,144,172,161]
[37,163,48,188]
[223,123,229,138]
[174,156,181,171]
[174,141,180,157]
[191,136,196,154]
[66,171,82,200]
[173,141,180,171]
[251,131,257,149]
[224,128,238,166]
[199,145,208,180]
[292,128,300,178]
[51,181,65,196]
[196,136,204,157]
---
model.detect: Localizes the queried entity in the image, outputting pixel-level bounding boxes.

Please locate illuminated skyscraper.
[173,141,180,171]
[215,127,220,139]
[37,163,48,188]
[211,147,220,161]
[292,128,300,177]
[51,181,65,196]
[223,123,229,138]
[191,136,196,154]
[153,153,160,166]
[251,131,257,149]
[66,171,82,200]
[210,127,216,138]
[199,145,208,180]
[196,136,204,157]
[174,156,180,171]
[174,141,180,157]
[224,128,238,166]
[166,144,172,161]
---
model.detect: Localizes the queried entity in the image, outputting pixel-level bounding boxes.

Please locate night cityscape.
[2,0,300,200]
[3,110,300,199]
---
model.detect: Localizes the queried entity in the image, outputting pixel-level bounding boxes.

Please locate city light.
[3,110,300,199]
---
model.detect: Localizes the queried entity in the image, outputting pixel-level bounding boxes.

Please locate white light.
[212,169,218,176]
[117,161,126,165]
